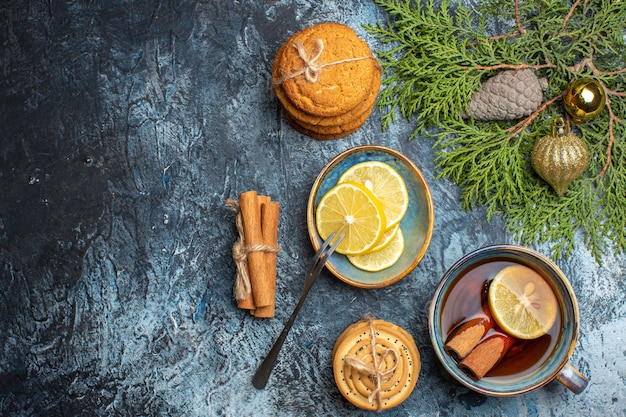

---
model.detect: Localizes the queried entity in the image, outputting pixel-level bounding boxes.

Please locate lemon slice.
[365,223,400,254]
[316,181,386,255]
[488,265,558,340]
[338,161,409,229]
[347,228,404,272]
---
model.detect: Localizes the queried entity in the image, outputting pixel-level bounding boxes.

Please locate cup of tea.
[428,244,588,396]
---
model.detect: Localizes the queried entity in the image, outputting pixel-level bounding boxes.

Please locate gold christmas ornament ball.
[531,118,589,196]
[563,78,606,123]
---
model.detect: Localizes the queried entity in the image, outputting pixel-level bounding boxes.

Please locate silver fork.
[252,230,345,389]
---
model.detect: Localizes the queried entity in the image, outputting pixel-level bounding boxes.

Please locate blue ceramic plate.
[306,145,434,288]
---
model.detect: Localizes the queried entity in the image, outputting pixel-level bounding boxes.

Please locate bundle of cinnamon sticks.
[444,305,516,380]
[230,190,280,318]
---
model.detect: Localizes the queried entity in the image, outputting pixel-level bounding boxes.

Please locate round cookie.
[332,318,421,411]
[274,22,379,117]
[280,76,378,137]
[275,72,380,130]
[283,111,362,140]
[286,95,376,136]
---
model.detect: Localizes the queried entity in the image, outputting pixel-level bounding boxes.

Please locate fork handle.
[252,290,310,389]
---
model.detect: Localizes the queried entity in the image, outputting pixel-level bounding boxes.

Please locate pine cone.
[466,69,548,121]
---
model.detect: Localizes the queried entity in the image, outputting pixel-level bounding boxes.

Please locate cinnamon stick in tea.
[252,200,280,318]
[444,304,495,361]
[459,330,516,380]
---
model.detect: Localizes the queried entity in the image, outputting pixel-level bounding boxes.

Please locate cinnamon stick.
[237,196,256,312]
[234,192,256,310]
[229,195,255,310]
[252,200,280,318]
[444,304,495,361]
[459,330,516,380]
[237,288,256,310]
[245,195,270,314]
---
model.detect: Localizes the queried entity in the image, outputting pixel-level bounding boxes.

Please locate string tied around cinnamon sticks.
[226,192,280,318]
[343,316,399,412]
[272,39,380,86]
[226,198,280,300]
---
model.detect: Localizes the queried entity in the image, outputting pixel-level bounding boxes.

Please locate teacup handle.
[556,363,588,394]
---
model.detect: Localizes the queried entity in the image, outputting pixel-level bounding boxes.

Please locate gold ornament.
[531,117,589,196]
[563,78,606,123]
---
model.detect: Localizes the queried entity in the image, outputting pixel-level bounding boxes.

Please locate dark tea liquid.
[441,260,561,382]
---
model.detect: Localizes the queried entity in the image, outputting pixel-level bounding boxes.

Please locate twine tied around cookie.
[273,39,379,86]
[343,316,400,412]
[226,198,281,301]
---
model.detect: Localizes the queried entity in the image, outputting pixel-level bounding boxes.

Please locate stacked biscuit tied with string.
[333,317,421,411]
[272,22,381,140]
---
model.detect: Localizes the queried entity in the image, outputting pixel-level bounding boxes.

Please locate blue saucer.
[306,145,434,288]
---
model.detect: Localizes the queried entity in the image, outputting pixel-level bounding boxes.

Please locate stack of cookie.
[271,22,381,140]
[332,318,421,411]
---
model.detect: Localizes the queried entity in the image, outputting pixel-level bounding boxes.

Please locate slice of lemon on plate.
[347,228,404,272]
[364,223,400,254]
[338,161,409,229]
[488,265,558,340]
[315,181,386,255]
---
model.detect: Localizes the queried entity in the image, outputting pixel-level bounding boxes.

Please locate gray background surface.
[1,1,624,416]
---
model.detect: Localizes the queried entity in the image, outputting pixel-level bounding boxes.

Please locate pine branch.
[367,0,626,264]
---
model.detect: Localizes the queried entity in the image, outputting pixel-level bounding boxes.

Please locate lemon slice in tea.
[488,265,558,340]
[347,228,404,272]
[338,161,409,229]
[315,181,386,255]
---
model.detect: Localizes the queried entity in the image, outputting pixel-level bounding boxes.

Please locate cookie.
[332,318,420,411]
[283,111,362,140]
[281,82,377,136]
[273,22,379,118]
